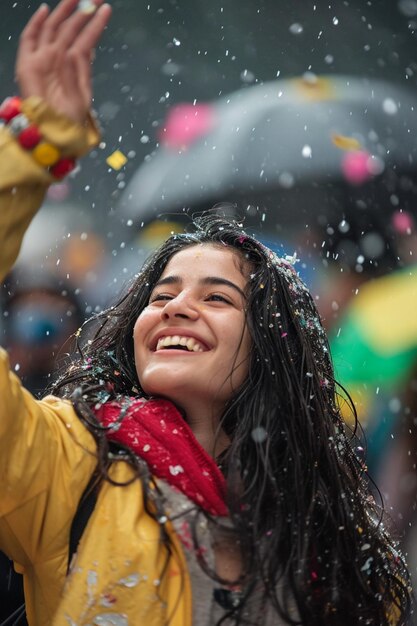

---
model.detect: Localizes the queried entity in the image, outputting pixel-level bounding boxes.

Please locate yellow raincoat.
[0,99,192,626]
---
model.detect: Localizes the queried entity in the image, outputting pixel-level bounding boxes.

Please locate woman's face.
[133,244,251,420]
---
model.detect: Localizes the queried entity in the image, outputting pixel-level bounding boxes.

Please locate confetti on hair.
[284,252,299,266]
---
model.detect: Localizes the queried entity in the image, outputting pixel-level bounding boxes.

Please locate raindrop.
[382,98,398,115]
[173,37,181,46]
[289,23,304,34]
[360,232,385,259]
[251,427,268,443]
[240,69,255,83]
[161,60,181,76]
[332,16,339,25]
[302,145,312,158]
[278,172,295,188]
[324,54,334,64]
[389,397,402,413]
[338,220,350,234]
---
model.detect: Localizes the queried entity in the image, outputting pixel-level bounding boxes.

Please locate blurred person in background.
[1,268,85,396]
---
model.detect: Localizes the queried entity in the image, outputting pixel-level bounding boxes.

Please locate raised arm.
[0,0,111,282]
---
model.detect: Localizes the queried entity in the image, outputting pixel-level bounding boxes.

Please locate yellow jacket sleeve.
[0,96,100,282]
[0,347,97,568]
[0,97,100,565]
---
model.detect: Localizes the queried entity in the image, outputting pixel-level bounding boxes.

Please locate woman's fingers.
[57,2,110,55]
[72,51,93,107]
[68,4,112,56]
[37,0,82,47]
[17,4,50,58]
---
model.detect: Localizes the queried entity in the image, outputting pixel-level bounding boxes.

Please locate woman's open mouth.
[155,335,206,352]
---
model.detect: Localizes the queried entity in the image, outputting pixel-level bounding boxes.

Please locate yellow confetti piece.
[331,133,362,151]
[106,150,128,170]
[293,76,336,101]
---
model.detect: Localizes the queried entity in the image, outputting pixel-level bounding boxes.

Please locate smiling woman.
[0,1,413,625]
[40,215,411,626]
[134,244,251,451]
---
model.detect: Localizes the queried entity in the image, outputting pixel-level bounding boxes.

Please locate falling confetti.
[392,210,414,234]
[160,103,215,149]
[331,133,362,151]
[341,150,377,185]
[106,150,128,170]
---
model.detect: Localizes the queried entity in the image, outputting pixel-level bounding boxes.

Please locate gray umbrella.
[119,74,417,234]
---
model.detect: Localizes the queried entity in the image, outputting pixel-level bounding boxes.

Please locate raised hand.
[15,0,112,124]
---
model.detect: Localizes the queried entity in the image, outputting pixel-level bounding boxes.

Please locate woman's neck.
[181,404,230,458]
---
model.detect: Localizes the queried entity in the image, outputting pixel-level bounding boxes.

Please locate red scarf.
[95,398,228,517]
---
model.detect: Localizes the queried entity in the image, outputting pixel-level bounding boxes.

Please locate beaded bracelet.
[0,96,76,179]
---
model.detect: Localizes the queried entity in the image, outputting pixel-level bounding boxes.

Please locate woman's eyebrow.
[154,275,181,288]
[201,276,246,299]
[154,275,246,299]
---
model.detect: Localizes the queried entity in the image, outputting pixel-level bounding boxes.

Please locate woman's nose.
[160,293,199,321]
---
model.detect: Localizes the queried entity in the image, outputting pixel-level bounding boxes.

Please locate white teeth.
[156,335,205,352]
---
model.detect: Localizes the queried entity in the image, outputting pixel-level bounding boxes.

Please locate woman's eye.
[206,294,231,304]
[150,293,173,303]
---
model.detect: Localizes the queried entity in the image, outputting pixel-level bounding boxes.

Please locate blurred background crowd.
[1,0,417,622]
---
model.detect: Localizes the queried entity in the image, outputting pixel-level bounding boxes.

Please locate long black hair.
[51,213,411,625]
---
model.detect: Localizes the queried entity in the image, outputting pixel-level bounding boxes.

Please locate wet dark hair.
[51,213,411,625]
